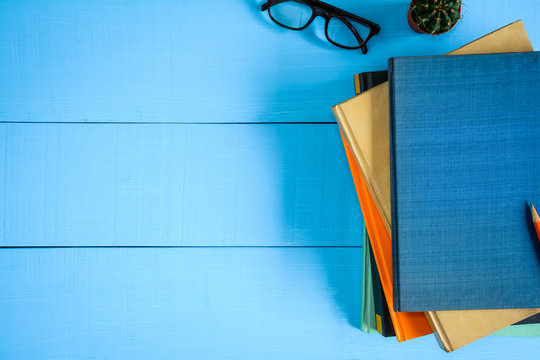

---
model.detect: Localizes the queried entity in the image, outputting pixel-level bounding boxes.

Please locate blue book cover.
[388,52,540,312]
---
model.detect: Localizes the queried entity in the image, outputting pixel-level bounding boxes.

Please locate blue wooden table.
[1,1,539,358]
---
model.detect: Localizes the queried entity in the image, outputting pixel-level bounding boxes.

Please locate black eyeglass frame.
[261,0,380,54]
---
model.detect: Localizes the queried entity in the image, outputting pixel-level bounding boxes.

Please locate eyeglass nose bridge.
[312,9,331,20]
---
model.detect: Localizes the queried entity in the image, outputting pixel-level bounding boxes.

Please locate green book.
[361,228,377,333]
[493,314,540,337]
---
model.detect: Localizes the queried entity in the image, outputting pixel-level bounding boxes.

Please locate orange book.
[339,130,431,342]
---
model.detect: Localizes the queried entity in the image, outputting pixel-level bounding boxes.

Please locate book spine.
[356,73,377,334]
[369,235,396,337]
[515,313,540,325]
[381,292,396,337]
[336,128,407,342]
[425,312,453,352]
[354,73,361,95]
[388,58,401,313]
[361,227,377,333]
[357,72,368,93]
[336,75,432,341]
[369,241,383,334]
[357,70,389,93]
[356,71,395,338]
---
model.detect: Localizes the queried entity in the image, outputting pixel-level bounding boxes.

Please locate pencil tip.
[532,203,540,223]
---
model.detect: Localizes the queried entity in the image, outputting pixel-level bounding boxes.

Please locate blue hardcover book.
[388,51,540,312]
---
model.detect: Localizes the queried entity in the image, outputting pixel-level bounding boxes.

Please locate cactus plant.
[409,0,461,35]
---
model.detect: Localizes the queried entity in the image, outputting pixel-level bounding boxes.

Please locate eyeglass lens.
[268,1,313,29]
[326,17,369,48]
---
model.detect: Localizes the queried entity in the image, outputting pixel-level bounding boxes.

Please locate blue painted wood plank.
[2,1,540,358]
[1,0,539,124]
[0,247,538,360]
[0,123,363,246]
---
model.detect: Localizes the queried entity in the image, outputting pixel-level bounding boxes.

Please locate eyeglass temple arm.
[309,0,380,32]
[339,17,368,54]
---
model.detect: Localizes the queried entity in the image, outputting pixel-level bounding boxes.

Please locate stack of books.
[332,21,540,352]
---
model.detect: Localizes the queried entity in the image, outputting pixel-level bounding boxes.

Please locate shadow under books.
[241,0,384,329]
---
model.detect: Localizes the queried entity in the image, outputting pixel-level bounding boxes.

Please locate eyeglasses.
[261,0,380,54]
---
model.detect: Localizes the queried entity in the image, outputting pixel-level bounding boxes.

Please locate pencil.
[531,203,540,242]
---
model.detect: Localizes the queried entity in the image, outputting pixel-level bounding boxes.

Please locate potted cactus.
[407,0,461,35]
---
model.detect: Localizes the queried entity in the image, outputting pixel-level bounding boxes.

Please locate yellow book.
[333,20,540,352]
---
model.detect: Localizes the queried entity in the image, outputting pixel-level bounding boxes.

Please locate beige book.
[334,20,540,352]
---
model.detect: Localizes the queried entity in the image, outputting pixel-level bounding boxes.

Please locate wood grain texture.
[0,247,538,360]
[0,123,362,246]
[1,0,540,358]
[1,1,539,124]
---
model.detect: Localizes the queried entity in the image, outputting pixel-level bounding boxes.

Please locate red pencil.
[531,203,540,242]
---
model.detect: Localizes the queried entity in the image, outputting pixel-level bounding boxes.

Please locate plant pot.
[407,1,461,35]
